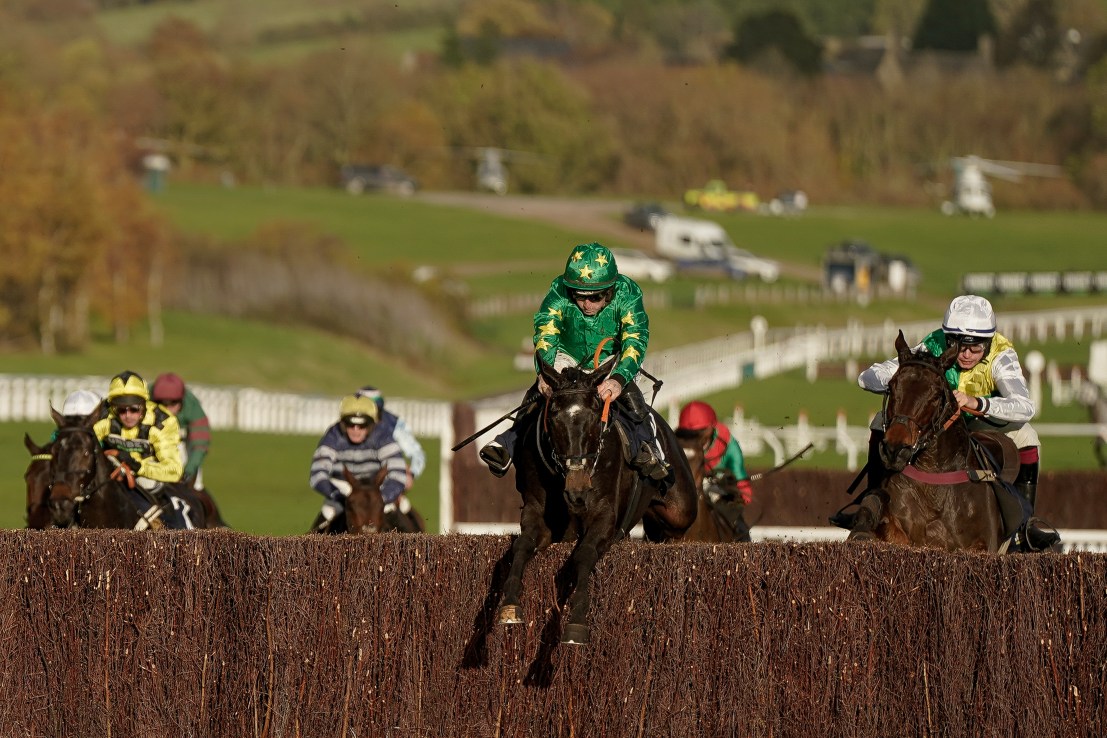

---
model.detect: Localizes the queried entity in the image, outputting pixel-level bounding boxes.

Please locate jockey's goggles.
[115,404,144,416]
[342,414,372,427]
[568,288,608,303]
[945,333,989,348]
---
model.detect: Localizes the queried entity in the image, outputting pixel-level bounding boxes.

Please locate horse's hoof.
[498,605,523,625]
[561,623,590,645]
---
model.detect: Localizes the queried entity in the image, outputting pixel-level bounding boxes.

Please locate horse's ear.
[50,406,65,428]
[894,330,909,357]
[24,433,43,455]
[939,342,960,371]
[593,355,618,385]
[86,402,106,425]
[342,466,357,486]
[537,354,561,390]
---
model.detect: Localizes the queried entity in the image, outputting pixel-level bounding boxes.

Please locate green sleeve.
[718,438,749,482]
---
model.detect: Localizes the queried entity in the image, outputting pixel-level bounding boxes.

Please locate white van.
[654,216,780,282]
[653,216,731,266]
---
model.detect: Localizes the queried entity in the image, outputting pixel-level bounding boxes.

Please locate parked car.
[723,245,780,283]
[610,248,674,283]
[341,165,418,196]
[623,202,670,232]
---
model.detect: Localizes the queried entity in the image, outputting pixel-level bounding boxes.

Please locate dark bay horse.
[312,468,426,534]
[849,331,1007,551]
[24,434,53,530]
[676,427,751,542]
[45,407,208,530]
[499,356,698,645]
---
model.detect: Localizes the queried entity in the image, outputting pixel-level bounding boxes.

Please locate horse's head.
[342,466,386,534]
[880,330,960,471]
[46,405,106,527]
[24,433,53,529]
[539,355,617,514]
[675,426,712,489]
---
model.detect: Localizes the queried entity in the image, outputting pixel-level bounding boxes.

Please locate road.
[416,191,822,283]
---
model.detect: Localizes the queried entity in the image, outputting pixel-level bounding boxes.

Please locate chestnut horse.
[676,427,751,542]
[848,331,1007,551]
[498,356,698,645]
[312,467,426,534]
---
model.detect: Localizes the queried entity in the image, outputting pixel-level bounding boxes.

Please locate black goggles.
[569,288,608,303]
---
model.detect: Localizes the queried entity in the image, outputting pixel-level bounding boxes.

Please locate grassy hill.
[4,184,1106,536]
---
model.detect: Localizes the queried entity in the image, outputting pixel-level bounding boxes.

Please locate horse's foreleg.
[562,539,603,645]
[500,505,552,625]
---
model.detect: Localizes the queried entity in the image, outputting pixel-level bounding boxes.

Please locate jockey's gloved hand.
[321,499,344,522]
[105,449,141,473]
[110,464,136,489]
[737,479,753,506]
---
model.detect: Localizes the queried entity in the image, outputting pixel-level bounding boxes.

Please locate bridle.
[541,387,612,477]
[47,425,113,510]
[882,357,962,460]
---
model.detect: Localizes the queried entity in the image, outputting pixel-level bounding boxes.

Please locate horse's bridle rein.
[882,357,962,461]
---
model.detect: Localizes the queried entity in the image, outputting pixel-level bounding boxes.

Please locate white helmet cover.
[942,294,996,339]
[62,389,103,417]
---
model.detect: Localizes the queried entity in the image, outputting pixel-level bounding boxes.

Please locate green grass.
[1,423,442,535]
[93,0,455,60]
[5,183,1106,532]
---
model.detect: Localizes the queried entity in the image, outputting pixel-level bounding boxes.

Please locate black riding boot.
[1014,461,1061,551]
[480,383,543,477]
[829,429,885,529]
[153,486,190,529]
[619,382,670,481]
[714,499,752,542]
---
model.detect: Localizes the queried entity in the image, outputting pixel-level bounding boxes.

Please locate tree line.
[2,0,1107,353]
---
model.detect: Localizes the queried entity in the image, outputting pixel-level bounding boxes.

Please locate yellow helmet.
[339,394,379,426]
[106,371,149,406]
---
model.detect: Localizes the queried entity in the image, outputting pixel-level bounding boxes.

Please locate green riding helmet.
[562,242,619,291]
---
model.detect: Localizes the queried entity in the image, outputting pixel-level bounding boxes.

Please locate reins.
[48,426,115,507]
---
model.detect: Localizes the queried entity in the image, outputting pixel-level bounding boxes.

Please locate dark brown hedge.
[451,466,1107,530]
[0,530,1103,738]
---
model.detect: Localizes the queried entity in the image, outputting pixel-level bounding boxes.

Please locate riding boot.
[620,383,670,481]
[154,486,190,529]
[829,429,885,529]
[714,499,751,542]
[480,383,543,477]
[1015,480,1061,552]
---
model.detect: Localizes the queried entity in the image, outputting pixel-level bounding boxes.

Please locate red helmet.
[151,372,186,403]
[678,401,717,431]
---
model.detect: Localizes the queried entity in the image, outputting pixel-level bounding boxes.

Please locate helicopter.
[458,147,546,195]
[940,155,1063,218]
[475,147,509,195]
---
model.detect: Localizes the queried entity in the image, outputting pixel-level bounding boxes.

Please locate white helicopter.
[459,147,546,195]
[940,155,1063,218]
[475,147,510,195]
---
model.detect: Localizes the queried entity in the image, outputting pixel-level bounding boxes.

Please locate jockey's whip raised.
[750,442,814,482]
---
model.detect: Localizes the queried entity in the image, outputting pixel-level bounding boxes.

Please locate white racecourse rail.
[3,305,1106,534]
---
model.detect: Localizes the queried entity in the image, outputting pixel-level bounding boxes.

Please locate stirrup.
[828,507,858,530]
[479,443,511,478]
[633,445,669,481]
[1024,518,1062,552]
